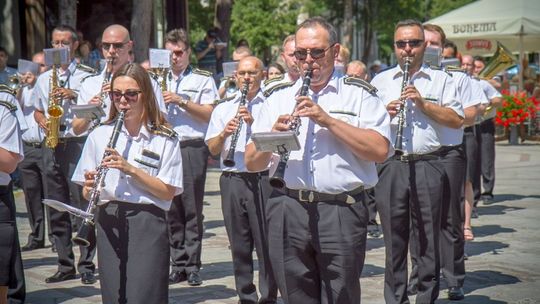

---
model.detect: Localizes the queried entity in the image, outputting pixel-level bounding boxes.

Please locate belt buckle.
[298,190,315,203]
[399,155,410,162]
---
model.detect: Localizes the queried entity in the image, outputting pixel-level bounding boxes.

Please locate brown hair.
[423,23,446,45]
[107,63,169,132]
[165,28,190,49]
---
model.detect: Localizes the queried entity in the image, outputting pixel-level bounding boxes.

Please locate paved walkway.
[13,142,540,303]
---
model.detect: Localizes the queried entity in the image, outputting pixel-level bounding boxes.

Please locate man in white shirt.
[371,19,463,304]
[245,17,391,303]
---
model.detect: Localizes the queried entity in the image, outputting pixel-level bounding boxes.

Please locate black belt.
[58,136,87,144]
[391,150,440,162]
[180,138,205,147]
[222,170,269,178]
[23,141,42,148]
[282,186,364,204]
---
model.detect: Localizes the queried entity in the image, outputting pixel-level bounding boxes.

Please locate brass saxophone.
[45,65,64,149]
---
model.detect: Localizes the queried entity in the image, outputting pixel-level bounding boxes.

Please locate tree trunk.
[214,0,233,60]
[58,0,77,28]
[131,0,153,62]
[342,0,353,51]
[361,0,373,64]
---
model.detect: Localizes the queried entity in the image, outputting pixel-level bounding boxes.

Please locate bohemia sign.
[452,22,496,50]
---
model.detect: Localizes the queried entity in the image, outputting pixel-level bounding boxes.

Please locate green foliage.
[188,0,215,49]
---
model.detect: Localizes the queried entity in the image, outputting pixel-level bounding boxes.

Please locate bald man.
[206,56,277,303]
[74,24,167,134]
[346,60,369,80]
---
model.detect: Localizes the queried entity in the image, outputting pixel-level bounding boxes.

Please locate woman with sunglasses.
[72,63,183,304]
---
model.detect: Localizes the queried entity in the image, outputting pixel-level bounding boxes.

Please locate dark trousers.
[168,139,208,273]
[409,146,466,291]
[473,119,496,202]
[43,138,96,274]
[364,188,378,226]
[464,127,478,183]
[220,171,277,303]
[267,192,367,304]
[1,183,26,303]
[97,202,169,304]
[18,143,47,246]
[376,158,445,304]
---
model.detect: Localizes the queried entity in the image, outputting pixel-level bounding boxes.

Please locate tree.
[131,0,153,62]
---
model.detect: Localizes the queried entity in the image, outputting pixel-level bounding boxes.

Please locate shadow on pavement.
[436,294,509,304]
[489,194,540,205]
[366,237,385,251]
[204,219,225,230]
[169,284,237,302]
[477,204,524,216]
[472,224,516,238]
[361,263,385,277]
[464,270,521,293]
[465,240,509,257]
[22,256,58,269]
[200,261,234,281]
[26,285,100,304]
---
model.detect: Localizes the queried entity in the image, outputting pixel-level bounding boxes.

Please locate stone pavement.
[13,142,540,304]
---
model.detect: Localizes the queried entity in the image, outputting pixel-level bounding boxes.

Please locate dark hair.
[53,24,79,42]
[236,39,249,48]
[473,56,485,64]
[297,16,338,45]
[423,23,446,44]
[165,28,190,49]
[395,19,424,36]
[443,40,458,55]
[108,63,169,131]
[0,46,7,56]
[206,28,218,38]
[267,62,285,74]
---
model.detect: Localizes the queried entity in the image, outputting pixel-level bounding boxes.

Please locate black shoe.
[168,271,187,284]
[367,225,382,238]
[187,271,203,286]
[51,243,57,253]
[447,287,465,301]
[81,272,97,284]
[21,243,45,252]
[45,271,76,283]
[471,207,479,219]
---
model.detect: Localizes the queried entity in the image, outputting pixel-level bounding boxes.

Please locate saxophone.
[45,65,64,149]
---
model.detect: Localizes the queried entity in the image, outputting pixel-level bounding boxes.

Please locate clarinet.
[73,110,126,247]
[394,57,411,156]
[269,68,313,188]
[223,81,250,167]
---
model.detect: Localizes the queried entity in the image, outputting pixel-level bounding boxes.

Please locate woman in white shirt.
[72,63,183,304]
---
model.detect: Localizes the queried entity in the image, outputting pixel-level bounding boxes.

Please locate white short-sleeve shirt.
[478,79,502,119]
[166,66,219,141]
[205,90,265,172]
[0,91,24,185]
[71,123,183,211]
[19,86,45,143]
[371,65,463,153]
[251,73,392,192]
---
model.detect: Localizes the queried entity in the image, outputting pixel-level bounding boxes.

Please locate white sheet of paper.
[44,47,70,66]
[17,59,39,75]
[43,199,93,219]
[149,49,171,68]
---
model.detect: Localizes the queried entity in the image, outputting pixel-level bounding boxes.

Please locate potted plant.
[495,90,539,144]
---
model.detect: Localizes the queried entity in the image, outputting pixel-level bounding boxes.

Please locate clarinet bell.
[223,158,236,167]
[73,221,94,247]
[269,161,287,188]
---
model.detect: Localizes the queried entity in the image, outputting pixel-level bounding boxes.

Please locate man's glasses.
[51,40,71,47]
[110,90,141,102]
[236,71,259,77]
[102,42,127,50]
[172,49,187,57]
[293,44,335,60]
[395,39,424,49]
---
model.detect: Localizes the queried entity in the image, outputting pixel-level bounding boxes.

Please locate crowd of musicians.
[0,16,505,304]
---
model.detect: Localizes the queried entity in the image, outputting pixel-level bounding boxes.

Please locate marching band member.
[162,28,219,286]
[72,63,183,304]
[371,19,463,304]
[206,56,277,303]
[245,17,391,303]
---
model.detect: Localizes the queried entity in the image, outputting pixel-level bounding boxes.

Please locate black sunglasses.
[110,90,141,103]
[102,42,127,50]
[293,44,335,60]
[395,39,424,49]
[172,49,187,57]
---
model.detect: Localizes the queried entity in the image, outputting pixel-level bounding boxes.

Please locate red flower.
[495,90,536,127]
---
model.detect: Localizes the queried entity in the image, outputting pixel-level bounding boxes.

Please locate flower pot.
[509,125,519,145]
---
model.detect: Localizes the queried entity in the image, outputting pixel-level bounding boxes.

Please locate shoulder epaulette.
[343,77,377,95]
[0,84,16,96]
[151,124,178,139]
[444,66,467,73]
[263,74,285,87]
[263,81,294,98]
[81,73,101,83]
[213,95,235,106]
[77,63,97,74]
[0,100,17,112]
[429,65,443,71]
[147,70,159,81]
[193,68,213,78]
